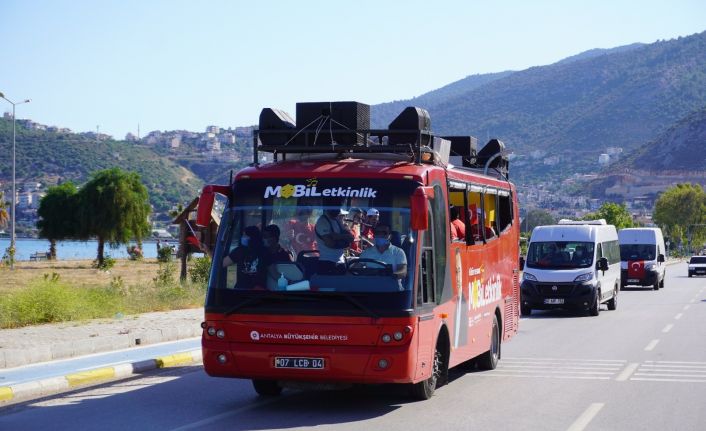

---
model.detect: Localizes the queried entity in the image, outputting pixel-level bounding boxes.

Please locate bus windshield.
[620,244,656,261]
[526,241,595,269]
[208,178,419,303]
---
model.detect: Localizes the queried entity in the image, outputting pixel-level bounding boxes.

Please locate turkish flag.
[628,260,645,278]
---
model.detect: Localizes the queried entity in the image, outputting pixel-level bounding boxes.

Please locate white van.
[521,219,620,316]
[618,228,666,290]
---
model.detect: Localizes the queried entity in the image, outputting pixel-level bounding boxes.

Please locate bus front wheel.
[252,379,282,396]
[410,341,445,400]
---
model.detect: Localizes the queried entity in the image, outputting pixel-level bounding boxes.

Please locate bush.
[127,245,143,261]
[190,256,212,285]
[157,246,174,263]
[93,255,116,271]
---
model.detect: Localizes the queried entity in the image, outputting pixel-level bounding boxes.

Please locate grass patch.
[0,262,205,329]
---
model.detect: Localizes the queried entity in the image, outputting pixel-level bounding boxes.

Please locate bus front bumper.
[202,339,417,384]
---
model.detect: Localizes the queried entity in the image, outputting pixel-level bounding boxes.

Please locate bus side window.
[497,191,513,234]
[418,202,436,306]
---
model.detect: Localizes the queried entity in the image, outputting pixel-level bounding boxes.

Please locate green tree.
[79,168,151,266]
[37,182,81,259]
[0,190,8,229]
[584,202,634,229]
[521,208,556,233]
[654,183,706,251]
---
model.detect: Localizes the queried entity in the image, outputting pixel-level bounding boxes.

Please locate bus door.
[415,184,446,382]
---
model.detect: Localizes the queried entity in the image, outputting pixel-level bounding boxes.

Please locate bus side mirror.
[658,254,665,263]
[597,257,608,272]
[410,186,434,231]
[519,256,525,270]
[196,185,231,227]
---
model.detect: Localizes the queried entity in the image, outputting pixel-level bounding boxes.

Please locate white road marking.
[674,313,683,320]
[641,364,706,370]
[635,373,706,378]
[683,304,691,311]
[644,339,659,351]
[632,377,706,383]
[616,363,639,381]
[566,403,605,431]
[690,298,696,303]
[647,360,706,365]
[170,395,286,431]
[504,357,625,363]
[500,364,621,371]
[478,374,611,380]
[662,323,674,333]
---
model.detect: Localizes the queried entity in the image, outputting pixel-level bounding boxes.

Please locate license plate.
[628,278,640,283]
[274,357,325,369]
[544,298,564,304]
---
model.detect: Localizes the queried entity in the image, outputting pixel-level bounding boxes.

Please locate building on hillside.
[599,154,610,165]
[206,125,220,135]
[125,132,138,141]
[170,135,182,149]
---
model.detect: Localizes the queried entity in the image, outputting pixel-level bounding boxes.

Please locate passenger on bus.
[222,225,266,289]
[346,208,365,254]
[287,207,317,256]
[449,206,466,241]
[315,204,354,274]
[360,224,407,280]
[263,224,293,264]
[361,208,380,241]
[469,206,496,242]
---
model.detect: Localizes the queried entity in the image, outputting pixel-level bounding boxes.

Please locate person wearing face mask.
[360,224,407,280]
[263,224,293,264]
[222,225,266,289]
[315,201,354,274]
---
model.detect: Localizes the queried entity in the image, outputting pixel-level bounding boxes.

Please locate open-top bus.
[196,101,520,399]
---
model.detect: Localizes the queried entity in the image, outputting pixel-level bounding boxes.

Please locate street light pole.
[0,92,31,269]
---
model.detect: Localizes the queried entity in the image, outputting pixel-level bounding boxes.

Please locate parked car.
[688,256,706,277]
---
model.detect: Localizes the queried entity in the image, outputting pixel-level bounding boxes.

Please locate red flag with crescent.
[628,260,645,278]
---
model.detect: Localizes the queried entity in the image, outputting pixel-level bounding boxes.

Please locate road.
[1,262,704,430]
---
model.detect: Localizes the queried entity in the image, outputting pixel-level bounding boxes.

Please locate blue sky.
[2,0,705,139]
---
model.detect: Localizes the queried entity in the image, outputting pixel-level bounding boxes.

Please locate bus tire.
[410,336,447,400]
[660,276,665,288]
[252,379,282,396]
[478,315,500,370]
[653,281,659,291]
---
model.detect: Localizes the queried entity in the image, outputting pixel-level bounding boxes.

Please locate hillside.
[624,105,706,171]
[0,119,203,212]
[371,32,706,181]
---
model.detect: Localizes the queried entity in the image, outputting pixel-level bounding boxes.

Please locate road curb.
[0,349,202,405]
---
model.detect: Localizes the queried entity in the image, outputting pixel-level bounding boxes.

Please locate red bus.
[197,102,520,399]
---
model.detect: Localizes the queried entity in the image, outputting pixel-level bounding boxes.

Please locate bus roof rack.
[252,101,510,179]
[558,219,607,225]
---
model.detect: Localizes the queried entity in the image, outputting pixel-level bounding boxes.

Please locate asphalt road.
[1,262,704,431]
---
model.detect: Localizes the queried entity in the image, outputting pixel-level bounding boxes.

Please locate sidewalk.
[0,308,203,369]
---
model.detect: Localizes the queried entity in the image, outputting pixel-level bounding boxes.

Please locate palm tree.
[0,190,9,229]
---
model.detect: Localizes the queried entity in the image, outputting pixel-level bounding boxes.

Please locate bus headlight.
[381,334,392,343]
[523,272,537,282]
[393,331,403,341]
[216,329,225,339]
[207,327,216,336]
